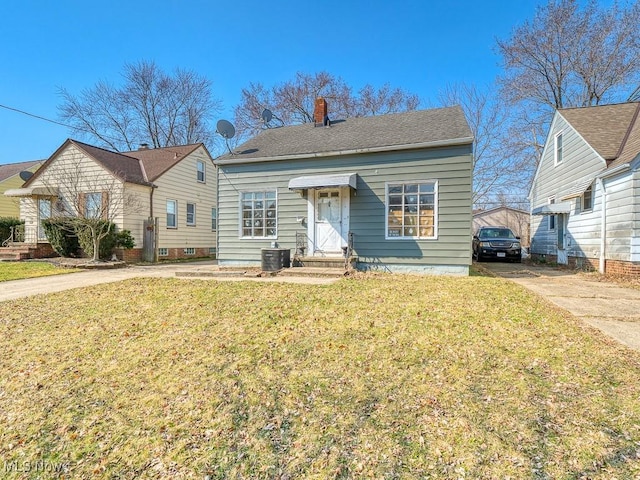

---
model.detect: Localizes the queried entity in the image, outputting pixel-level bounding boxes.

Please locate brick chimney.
[313,98,328,126]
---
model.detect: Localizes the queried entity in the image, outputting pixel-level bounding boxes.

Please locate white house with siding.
[529,102,640,276]
[215,102,474,275]
[4,139,216,261]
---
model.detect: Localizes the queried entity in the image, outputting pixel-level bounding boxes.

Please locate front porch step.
[293,256,356,269]
[0,246,36,261]
[278,266,347,278]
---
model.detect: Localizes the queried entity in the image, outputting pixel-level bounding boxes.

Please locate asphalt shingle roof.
[124,144,201,181]
[559,102,640,167]
[0,160,42,182]
[216,105,472,163]
[24,140,206,187]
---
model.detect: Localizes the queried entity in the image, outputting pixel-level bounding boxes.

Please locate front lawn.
[0,261,75,282]
[1,275,639,478]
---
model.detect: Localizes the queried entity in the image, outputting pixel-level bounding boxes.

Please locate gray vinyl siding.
[217,145,473,267]
[531,113,638,263]
[603,172,635,261]
[531,114,607,258]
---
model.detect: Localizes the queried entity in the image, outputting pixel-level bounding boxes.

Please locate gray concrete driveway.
[480,261,640,351]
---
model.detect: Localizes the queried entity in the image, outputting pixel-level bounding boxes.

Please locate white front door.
[314,190,342,254]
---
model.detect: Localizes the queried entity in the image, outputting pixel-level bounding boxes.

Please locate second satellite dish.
[261,109,273,124]
[19,171,34,182]
[216,119,236,139]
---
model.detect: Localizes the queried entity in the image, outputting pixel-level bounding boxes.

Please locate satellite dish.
[19,171,34,182]
[216,119,236,139]
[261,109,273,124]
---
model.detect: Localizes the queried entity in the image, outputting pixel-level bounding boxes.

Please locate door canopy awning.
[288,173,357,191]
[3,186,58,197]
[531,202,571,216]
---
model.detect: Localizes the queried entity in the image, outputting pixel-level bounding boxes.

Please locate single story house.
[529,101,640,275]
[214,101,474,275]
[473,206,530,247]
[4,139,217,261]
[0,160,42,218]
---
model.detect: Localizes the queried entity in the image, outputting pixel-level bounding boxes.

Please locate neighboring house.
[0,160,42,218]
[214,101,474,275]
[473,206,530,247]
[529,101,640,275]
[4,139,216,261]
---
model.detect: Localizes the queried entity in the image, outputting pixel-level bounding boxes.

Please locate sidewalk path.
[481,262,640,351]
[0,261,338,302]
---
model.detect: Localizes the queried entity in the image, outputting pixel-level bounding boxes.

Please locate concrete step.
[0,247,33,260]
[293,256,355,269]
[279,267,347,278]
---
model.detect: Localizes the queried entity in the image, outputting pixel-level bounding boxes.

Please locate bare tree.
[38,158,143,262]
[497,0,640,111]
[493,0,640,192]
[439,83,529,208]
[233,71,420,140]
[58,60,222,152]
[354,83,420,116]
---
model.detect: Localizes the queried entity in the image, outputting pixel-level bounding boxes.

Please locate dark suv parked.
[473,226,522,262]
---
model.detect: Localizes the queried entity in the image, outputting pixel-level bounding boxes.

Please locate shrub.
[75,222,134,260]
[115,229,136,250]
[42,218,80,257]
[76,221,116,260]
[0,217,23,244]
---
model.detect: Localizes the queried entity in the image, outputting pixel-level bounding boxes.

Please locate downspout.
[597,178,606,273]
[149,185,156,218]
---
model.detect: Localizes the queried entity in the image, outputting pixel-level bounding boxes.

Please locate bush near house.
[42,218,135,260]
[41,218,80,257]
[77,223,136,259]
[0,217,23,244]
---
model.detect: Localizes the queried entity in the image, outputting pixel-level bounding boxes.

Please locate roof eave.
[598,163,630,179]
[215,136,474,166]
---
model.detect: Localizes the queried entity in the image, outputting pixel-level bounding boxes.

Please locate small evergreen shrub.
[42,218,80,257]
[115,229,136,250]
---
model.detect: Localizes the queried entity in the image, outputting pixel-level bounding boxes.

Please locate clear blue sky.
[0,0,544,165]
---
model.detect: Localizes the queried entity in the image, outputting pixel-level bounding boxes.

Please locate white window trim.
[211,207,217,231]
[554,132,563,166]
[186,202,196,226]
[238,189,278,239]
[197,160,206,183]
[581,185,593,213]
[158,248,169,257]
[166,199,178,229]
[384,181,438,241]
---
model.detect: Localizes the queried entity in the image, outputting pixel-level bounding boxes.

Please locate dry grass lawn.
[0,262,75,282]
[1,275,640,478]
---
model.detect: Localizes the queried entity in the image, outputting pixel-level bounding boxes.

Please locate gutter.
[597,178,607,274]
[214,136,474,166]
[597,163,630,179]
